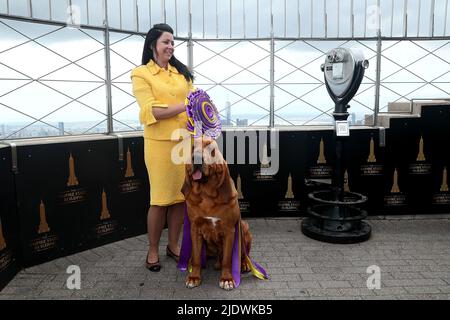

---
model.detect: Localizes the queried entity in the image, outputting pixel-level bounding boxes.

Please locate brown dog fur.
[181,138,252,290]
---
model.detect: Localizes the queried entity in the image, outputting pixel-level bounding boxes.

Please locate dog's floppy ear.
[181,179,190,196]
[217,164,237,203]
[181,166,191,196]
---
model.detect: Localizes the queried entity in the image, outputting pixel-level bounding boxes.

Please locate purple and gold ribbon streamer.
[178,205,269,287]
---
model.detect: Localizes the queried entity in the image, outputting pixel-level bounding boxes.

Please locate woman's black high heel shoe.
[166,246,180,263]
[146,252,161,272]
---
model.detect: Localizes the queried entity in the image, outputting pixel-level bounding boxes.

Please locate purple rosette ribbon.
[185,89,222,140]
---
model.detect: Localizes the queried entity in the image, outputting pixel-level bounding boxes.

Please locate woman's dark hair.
[141,23,194,83]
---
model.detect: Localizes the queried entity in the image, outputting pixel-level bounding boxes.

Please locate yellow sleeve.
[131,73,168,126]
[188,80,195,91]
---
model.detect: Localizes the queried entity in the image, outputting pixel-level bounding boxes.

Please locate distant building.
[58,122,64,135]
[224,101,231,125]
[236,118,248,126]
[350,113,356,125]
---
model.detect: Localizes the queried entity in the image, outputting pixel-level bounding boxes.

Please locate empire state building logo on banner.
[309,138,332,178]
[95,188,118,238]
[119,147,142,194]
[361,137,383,176]
[59,152,87,205]
[236,174,250,213]
[31,200,58,253]
[67,153,79,187]
[124,148,135,178]
[278,173,300,213]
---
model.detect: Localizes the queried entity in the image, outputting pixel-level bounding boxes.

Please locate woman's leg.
[166,202,184,256]
[147,205,167,263]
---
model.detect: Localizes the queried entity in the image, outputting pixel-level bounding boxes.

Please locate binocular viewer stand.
[301,48,372,244]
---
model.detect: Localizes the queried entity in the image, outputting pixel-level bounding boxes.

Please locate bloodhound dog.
[181,137,252,290]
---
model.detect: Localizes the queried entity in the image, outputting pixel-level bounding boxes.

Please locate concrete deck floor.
[1,215,450,300]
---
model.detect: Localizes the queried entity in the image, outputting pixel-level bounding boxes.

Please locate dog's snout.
[193,163,202,172]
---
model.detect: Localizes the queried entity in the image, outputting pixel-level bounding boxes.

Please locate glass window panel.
[109,33,142,70]
[272,0,284,37]
[380,0,393,36]
[150,0,163,25]
[176,0,189,37]
[165,0,177,34]
[325,0,338,38]
[204,0,217,38]
[43,100,107,133]
[418,0,432,36]
[339,0,352,37]
[312,0,325,37]
[445,11,450,36]
[50,0,69,22]
[446,2,450,36]
[88,0,104,26]
[10,0,29,17]
[0,81,73,120]
[36,27,105,63]
[0,97,38,129]
[217,0,231,38]
[113,109,141,131]
[107,0,121,28]
[258,0,270,37]
[121,0,136,31]
[231,0,244,38]
[31,0,50,20]
[352,0,365,37]
[433,0,447,36]
[0,0,7,14]
[174,40,187,65]
[0,39,70,79]
[244,0,258,38]
[406,0,420,36]
[365,0,378,37]
[71,0,88,25]
[111,83,135,115]
[191,0,203,37]
[391,0,405,36]
[286,0,299,37]
[137,0,150,32]
[300,0,312,37]
[444,3,450,36]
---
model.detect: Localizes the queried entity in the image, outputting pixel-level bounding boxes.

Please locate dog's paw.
[241,262,251,273]
[186,276,201,288]
[219,278,235,291]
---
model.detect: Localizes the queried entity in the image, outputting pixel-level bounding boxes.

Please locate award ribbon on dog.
[185,88,222,140]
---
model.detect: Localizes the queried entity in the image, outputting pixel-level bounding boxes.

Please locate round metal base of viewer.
[301,218,371,244]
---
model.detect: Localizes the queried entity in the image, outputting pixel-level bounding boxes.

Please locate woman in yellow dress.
[131,23,193,272]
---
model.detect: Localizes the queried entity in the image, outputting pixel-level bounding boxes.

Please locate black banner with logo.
[2,106,450,288]
[0,145,21,290]
[115,136,149,239]
[276,131,307,217]
[345,128,385,215]
[421,105,450,211]
[9,135,151,269]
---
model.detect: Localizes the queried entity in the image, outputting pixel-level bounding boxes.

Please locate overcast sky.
[1,0,449,37]
[0,0,449,128]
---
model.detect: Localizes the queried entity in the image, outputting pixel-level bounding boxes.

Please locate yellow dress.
[131,60,193,206]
